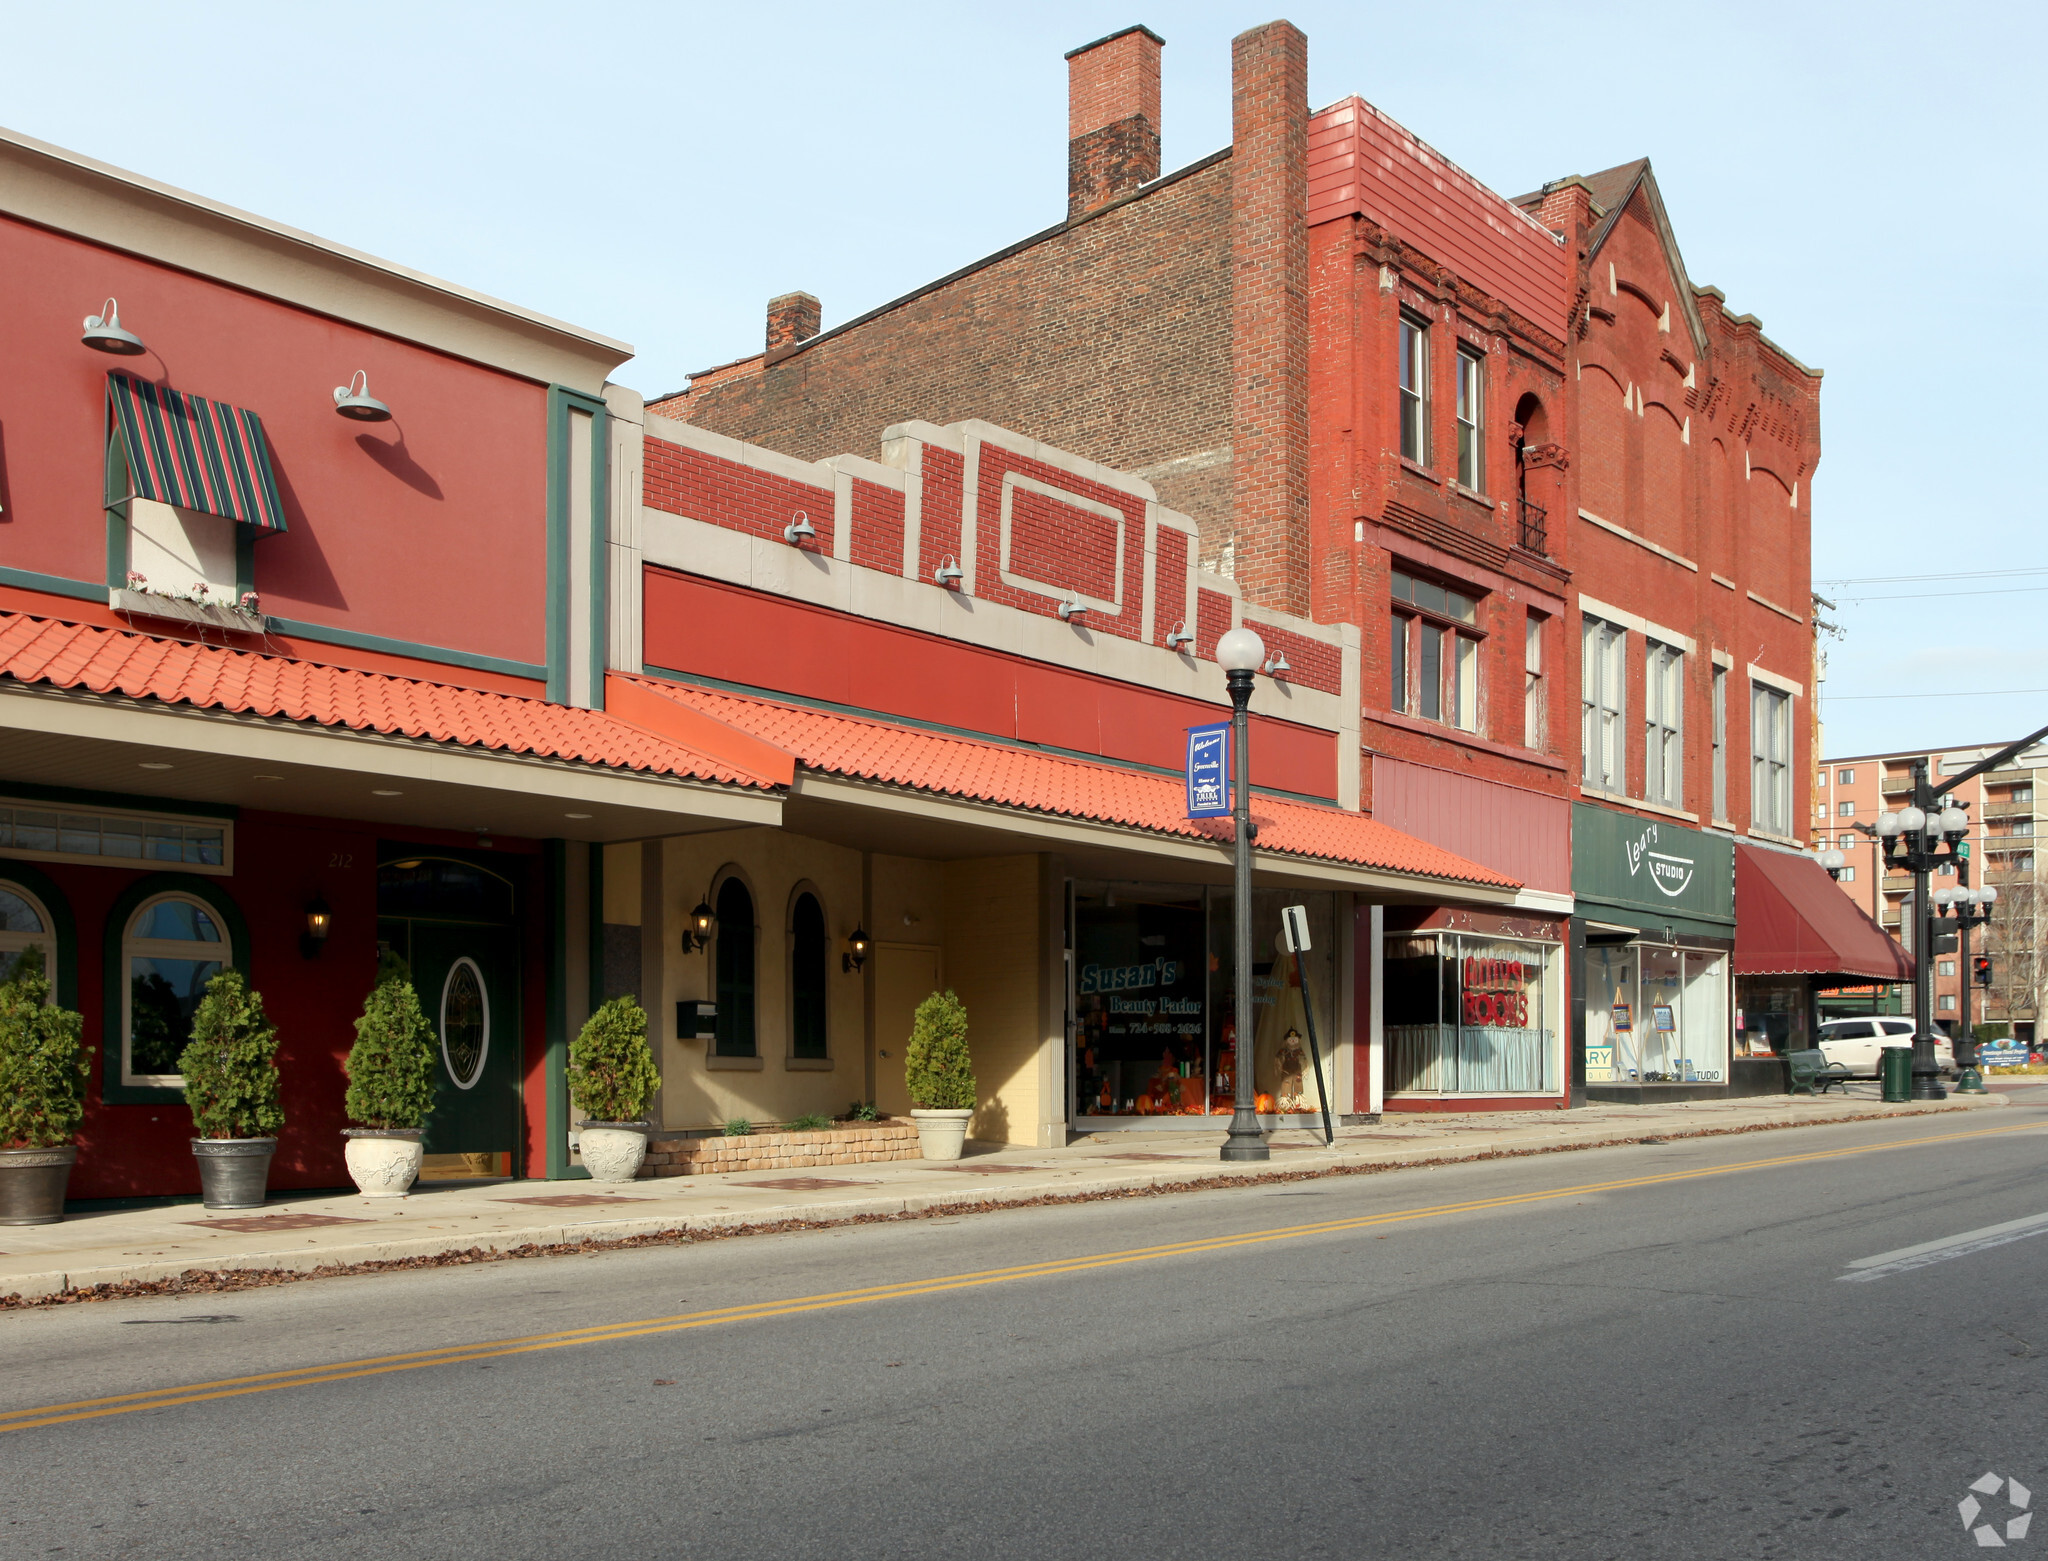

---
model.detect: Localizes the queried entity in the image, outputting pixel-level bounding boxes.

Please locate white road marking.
[1839,1211,2048,1282]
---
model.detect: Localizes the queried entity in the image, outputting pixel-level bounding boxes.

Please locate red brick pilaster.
[1066,26,1164,218]
[1229,20,1310,616]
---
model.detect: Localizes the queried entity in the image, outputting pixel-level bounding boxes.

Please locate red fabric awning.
[1734,843,1913,982]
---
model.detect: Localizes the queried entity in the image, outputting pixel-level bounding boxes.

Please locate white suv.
[1817,1016,1955,1076]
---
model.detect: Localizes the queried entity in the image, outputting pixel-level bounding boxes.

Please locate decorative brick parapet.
[638,1119,921,1178]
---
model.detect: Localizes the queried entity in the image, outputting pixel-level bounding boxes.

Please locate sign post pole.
[1281,904,1333,1146]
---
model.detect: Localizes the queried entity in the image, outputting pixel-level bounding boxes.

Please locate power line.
[1834,585,2048,603]
[1817,567,2048,586]
[1823,688,2048,702]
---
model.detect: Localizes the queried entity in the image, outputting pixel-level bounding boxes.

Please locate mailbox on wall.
[677,1000,717,1040]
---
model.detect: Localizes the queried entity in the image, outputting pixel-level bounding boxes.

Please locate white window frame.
[1455,345,1485,492]
[1391,572,1482,734]
[0,798,232,876]
[1582,616,1627,794]
[1838,866,1856,883]
[1838,800,1855,817]
[0,879,56,989]
[1524,612,1546,750]
[1644,640,1684,808]
[1399,312,1430,465]
[122,892,230,1088]
[1751,683,1794,836]
[1837,767,1856,785]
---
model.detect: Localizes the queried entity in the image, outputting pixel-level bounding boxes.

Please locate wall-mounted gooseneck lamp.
[300,893,332,959]
[784,511,817,546]
[843,926,871,974]
[682,900,716,953]
[1263,649,1292,679]
[933,556,964,588]
[1058,600,1089,622]
[1166,621,1195,652]
[333,371,393,422]
[82,299,147,356]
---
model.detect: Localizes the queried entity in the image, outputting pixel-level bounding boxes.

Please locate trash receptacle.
[1880,1045,1913,1102]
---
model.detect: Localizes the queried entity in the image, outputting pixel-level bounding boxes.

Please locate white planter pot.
[343,1129,424,1198]
[578,1122,649,1183]
[910,1108,974,1162]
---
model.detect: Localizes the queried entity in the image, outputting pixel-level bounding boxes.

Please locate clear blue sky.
[7,1,2042,759]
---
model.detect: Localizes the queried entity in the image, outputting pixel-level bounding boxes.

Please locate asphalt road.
[6,1108,2048,1561]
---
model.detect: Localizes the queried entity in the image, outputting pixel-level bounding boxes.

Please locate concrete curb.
[0,1096,2009,1305]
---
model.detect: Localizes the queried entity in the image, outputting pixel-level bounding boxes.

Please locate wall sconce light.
[1263,650,1292,678]
[784,510,817,546]
[300,893,332,959]
[333,371,393,422]
[682,900,715,953]
[843,926,871,974]
[82,298,147,356]
[1166,621,1194,652]
[933,556,964,588]
[1058,600,1089,622]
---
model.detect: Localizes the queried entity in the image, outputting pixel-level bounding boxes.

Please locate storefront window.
[1070,885,1336,1120]
[0,882,54,986]
[1386,931,1557,1094]
[1586,942,1728,1083]
[1736,976,1809,1057]
[713,876,756,1058]
[124,895,226,1086]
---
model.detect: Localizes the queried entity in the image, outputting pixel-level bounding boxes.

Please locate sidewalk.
[0,1089,2013,1304]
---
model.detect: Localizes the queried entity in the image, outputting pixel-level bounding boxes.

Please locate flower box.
[110,588,266,633]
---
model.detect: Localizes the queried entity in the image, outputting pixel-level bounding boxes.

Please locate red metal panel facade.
[1372,755,1572,894]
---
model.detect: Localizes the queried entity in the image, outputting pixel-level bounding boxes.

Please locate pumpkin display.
[1210,1102,1231,1115]
[1254,1091,1276,1114]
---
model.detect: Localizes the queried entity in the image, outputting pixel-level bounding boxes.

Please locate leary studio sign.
[1571,803,1734,932]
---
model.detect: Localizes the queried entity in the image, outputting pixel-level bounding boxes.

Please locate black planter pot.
[0,1144,77,1225]
[192,1137,277,1210]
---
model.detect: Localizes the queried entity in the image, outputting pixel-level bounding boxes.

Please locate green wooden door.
[407,922,520,1157]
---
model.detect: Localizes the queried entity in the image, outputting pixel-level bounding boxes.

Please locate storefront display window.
[1585,942,1728,1084]
[1386,931,1558,1094]
[1070,885,1336,1120]
[1735,976,1810,1057]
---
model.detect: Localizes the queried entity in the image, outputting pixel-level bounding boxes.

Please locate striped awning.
[107,372,287,534]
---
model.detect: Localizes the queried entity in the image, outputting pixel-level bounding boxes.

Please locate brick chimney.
[1228,20,1310,616]
[766,291,821,353]
[1065,25,1164,219]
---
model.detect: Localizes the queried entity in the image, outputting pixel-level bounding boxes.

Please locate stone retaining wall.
[639,1120,921,1177]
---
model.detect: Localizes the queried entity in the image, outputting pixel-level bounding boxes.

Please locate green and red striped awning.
[107,372,287,534]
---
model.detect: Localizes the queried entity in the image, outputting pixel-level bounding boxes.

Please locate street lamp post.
[1216,626,1270,1164]
[1874,759,1971,1100]
[1933,880,1997,1095]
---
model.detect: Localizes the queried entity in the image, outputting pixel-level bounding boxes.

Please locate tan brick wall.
[640,1119,920,1177]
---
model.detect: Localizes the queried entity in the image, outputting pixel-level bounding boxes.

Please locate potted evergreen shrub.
[178,969,284,1210]
[341,972,437,1197]
[567,995,659,1182]
[905,989,976,1161]
[0,948,88,1225]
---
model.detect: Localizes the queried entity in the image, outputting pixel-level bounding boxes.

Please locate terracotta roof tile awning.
[108,372,288,534]
[617,675,1519,891]
[1734,843,1913,983]
[0,613,784,788]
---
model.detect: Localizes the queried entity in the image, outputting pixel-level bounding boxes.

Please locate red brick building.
[662,20,1859,1107]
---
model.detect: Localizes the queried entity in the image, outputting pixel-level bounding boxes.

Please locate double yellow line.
[2,1119,2034,1435]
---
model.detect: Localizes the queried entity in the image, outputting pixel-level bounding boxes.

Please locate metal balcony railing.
[1518,496,1549,556]
[1880,775,1914,795]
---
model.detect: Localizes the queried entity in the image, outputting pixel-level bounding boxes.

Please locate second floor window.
[1524,612,1547,749]
[1582,617,1626,794]
[1712,666,1728,821]
[1751,683,1794,836]
[1391,570,1479,733]
[1455,346,1485,491]
[1645,641,1683,808]
[1399,313,1430,464]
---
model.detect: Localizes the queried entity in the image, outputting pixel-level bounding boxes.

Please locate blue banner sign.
[1185,722,1231,818]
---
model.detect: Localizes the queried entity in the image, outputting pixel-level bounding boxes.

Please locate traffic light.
[1975,955,1993,987]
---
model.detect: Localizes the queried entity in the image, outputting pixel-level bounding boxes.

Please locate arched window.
[790,891,828,1061]
[124,895,227,1085]
[713,876,756,1058]
[0,881,56,989]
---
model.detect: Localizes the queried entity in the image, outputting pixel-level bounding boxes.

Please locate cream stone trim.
[0,128,628,394]
[1575,594,1696,656]
[1747,663,1805,699]
[1747,589,1805,624]
[1512,888,1576,914]
[1576,508,1698,573]
[1710,573,1737,591]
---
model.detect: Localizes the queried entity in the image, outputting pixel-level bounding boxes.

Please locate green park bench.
[1785,1048,1859,1096]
